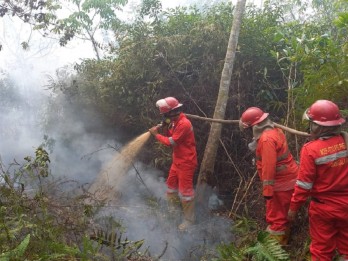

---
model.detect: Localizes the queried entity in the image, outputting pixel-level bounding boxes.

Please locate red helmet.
[240,107,269,128]
[156,97,183,114]
[304,100,345,126]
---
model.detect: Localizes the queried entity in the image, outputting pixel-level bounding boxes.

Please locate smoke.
[96,164,234,260]
[0,16,104,181]
[0,12,234,261]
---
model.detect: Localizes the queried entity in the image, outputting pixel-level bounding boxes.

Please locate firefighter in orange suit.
[239,107,298,245]
[288,100,348,261]
[149,97,197,231]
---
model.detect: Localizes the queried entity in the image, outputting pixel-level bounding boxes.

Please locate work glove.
[158,120,169,132]
[287,210,297,222]
[149,126,159,136]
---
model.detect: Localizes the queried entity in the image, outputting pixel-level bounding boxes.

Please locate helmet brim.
[313,118,346,126]
[173,103,183,109]
[302,109,310,121]
[253,112,269,126]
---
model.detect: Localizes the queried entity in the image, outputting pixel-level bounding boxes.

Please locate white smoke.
[95,164,234,260]
[0,16,101,181]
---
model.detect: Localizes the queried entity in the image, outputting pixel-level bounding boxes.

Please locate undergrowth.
[214,217,291,261]
[0,146,150,260]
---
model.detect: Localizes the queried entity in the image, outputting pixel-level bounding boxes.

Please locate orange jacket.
[290,135,348,211]
[256,128,298,197]
[155,113,197,169]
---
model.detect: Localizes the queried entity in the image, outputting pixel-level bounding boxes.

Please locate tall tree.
[196,0,247,202]
[44,0,128,60]
[0,0,128,59]
[0,0,60,51]
[0,0,60,24]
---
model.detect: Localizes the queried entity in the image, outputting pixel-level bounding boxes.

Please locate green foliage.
[51,0,128,57]
[0,234,30,261]
[216,243,245,261]
[0,146,151,260]
[216,219,290,261]
[2,0,128,55]
[0,0,61,25]
[267,0,348,132]
[47,3,233,133]
[217,232,290,261]
[245,232,290,261]
[0,147,82,259]
[50,2,286,135]
[271,22,330,125]
[237,3,285,113]
[140,0,162,21]
[23,147,51,178]
[335,0,348,28]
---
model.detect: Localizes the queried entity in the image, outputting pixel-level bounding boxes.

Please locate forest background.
[0,0,348,260]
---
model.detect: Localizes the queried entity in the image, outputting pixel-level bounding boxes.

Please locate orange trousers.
[309,201,348,261]
[265,190,293,233]
[166,164,195,200]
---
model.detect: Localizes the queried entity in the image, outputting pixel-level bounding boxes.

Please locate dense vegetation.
[1,0,348,259]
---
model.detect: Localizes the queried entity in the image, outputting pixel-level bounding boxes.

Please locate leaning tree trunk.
[196,0,247,204]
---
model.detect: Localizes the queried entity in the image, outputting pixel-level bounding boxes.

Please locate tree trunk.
[196,0,247,204]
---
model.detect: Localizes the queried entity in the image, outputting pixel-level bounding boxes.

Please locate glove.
[149,126,159,136]
[287,210,297,222]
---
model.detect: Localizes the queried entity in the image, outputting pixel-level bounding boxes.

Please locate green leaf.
[0,234,30,260]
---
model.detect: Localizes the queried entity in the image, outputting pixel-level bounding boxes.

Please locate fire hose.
[185,113,311,137]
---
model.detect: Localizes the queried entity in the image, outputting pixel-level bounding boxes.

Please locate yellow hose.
[185,113,311,137]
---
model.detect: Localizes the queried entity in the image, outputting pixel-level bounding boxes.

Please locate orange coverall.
[155,113,197,200]
[290,135,348,261]
[256,128,298,235]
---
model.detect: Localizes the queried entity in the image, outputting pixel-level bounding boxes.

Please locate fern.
[216,230,290,261]
[0,234,30,261]
[89,228,145,258]
[244,232,290,261]
[216,243,245,261]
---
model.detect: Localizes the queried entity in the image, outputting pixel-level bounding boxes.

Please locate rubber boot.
[268,227,290,246]
[270,234,288,246]
[281,227,290,246]
[178,200,195,231]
